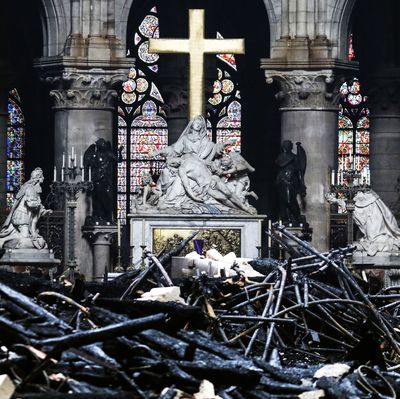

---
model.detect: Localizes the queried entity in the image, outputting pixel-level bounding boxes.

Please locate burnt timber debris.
[1,224,400,397]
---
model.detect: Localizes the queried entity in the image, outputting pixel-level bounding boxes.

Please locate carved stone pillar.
[263,68,338,251]
[82,224,117,279]
[367,70,400,206]
[37,59,131,278]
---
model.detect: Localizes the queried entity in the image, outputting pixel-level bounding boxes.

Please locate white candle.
[88,167,92,181]
[142,218,145,245]
[80,153,83,168]
[331,170,335,185]
[68,153,71,168]
[72,146,75,160]
[258,220,262,246]
[61,168,64,182]
[268,220,272,249]
[81,168,85,182]
[117,219,121,247]
[53,166,57,181]
[62,153,65,168]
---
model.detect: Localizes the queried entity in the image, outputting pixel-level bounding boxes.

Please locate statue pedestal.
[0,248,60,271]
[352,250,400,287]
[128,213,266,266]
[82,225,117,279]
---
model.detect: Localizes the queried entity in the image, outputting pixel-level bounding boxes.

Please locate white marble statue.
[136,115,257,215]
[0,167,51,249]
[326,190,400,256]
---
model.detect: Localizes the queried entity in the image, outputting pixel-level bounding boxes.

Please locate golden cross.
[149,9,245,119]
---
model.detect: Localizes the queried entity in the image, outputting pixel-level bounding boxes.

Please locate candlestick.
[258,220,262,247]
[61,168,64,182]
[62,153,65,168]
[53,166,57,182]
[331,170,335,186]
[80,153,83,168]
[268,220,272,249]
[88,167,92,181]
[81,168,85,182]
[141,218,145,245]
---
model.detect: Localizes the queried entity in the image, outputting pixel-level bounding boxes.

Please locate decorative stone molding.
[44,70,126,110]
[264,69,337,109]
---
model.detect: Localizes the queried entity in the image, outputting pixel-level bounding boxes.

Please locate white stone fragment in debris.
[205,248,224,261]
[0,375,15,399]
[181,249,263,278]
[313,363,351,379]
[298,390,325,399]
[139,286,185,304]
[185,251,202,259]
[193,380,222,399]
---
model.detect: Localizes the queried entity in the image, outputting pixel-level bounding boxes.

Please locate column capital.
[82,224,117,245]
[36,57,133,110]
[264,69,338,109]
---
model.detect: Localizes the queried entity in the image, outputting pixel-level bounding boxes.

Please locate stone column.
[82,225,117,279]
[367,70,400,206]
[316,0,326,38]
[264,69,338,251]
[296,0,307,38]
[41,65,129,278]
[281,0,289,38]
[65,0,85,57]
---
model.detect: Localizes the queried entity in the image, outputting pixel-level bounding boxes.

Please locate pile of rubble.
[1,225,400,398]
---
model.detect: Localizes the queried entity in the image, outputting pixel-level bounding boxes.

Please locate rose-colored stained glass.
[338,115,353,129]
[337,78,370,181]
[130,128,167,160]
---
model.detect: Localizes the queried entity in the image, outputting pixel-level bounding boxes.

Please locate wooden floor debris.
[1,225,400,398]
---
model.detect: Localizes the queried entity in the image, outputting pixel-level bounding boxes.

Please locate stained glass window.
[117,6,167,224]
[6,89,25,209]
[207,33,241,153]
[337,78,370,185]
[348,33,356,61]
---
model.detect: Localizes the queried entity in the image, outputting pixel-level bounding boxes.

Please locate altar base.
[128,214,266,265]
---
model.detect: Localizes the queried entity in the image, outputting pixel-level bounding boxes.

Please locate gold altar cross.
[149,9,245,119]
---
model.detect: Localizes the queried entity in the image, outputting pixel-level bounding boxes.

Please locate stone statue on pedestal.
[0,168,51,249]
[133,115,257,215]
[275,140,307,225]
[84,138,119,225]
[353,190,400,256]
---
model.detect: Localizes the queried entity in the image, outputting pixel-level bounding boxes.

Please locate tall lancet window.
[6,89,26,209]
[117,6,168,224]
[207,33,241,153]
[337,78,370,185]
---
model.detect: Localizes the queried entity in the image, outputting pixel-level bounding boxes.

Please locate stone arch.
[117,0,134,55]
[40,0,69,57]
[329,0,357,60]
[262,0,278,47]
